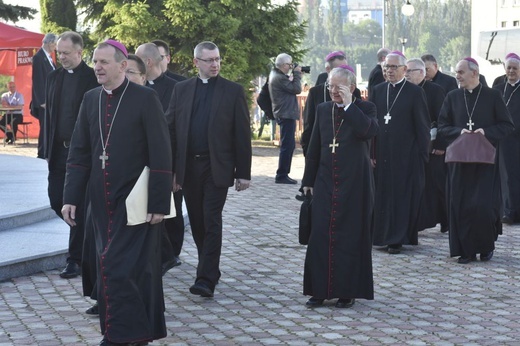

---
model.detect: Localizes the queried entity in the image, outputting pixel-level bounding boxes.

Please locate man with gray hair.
[31,33,57,158]
[405,58,449,234]
[438,57,514,264]
[369,51,430,255]
[368,47,390,98]
[302,65,377,309]
[269,53,302,184]
[494,53,520,225]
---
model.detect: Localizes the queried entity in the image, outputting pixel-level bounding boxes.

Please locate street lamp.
[401,0,415,16]
[399,37,408,55]
[382,0,415,47]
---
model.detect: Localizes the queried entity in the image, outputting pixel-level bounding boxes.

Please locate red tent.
[0,22,45,138]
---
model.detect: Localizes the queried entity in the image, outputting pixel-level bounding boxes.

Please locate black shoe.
[502,216,514,224]
[275,176,297,184]
[295,194,305,201]
[480,251,494,262]
[59,262,81,278]
[440,225,449,233]
[86,302,99,315]
[305,297,324,307]
[387,244,402,254]
[457,254,477,264]
[161,256,181,276]
[335,298,355,308]
[190,282,214,297]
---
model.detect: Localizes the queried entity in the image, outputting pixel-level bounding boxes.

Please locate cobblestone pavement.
[1,142,520,345]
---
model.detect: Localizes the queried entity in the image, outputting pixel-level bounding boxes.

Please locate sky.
[4,0,42,33]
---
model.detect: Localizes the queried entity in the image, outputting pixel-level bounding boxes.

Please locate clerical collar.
[390,77,406,87]
[103,78,129,95]
[65,62,83,74]
[509,80,520,87]
[465,83,481,94]
[198,75,216,84]
[335,103,345,107]
[148,73,165,85]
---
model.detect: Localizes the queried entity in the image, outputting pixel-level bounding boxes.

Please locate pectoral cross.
[329,137,339,153]
[467,119,474,131]
[384,113,392,124]
[99,150,108,169]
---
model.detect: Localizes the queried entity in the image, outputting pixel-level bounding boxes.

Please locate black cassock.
[438,85,514,257]
[302,98,378,300]
[370,80,430,246]
[64,80,172,344]
[494,81,520,222]
[417,80,448,231]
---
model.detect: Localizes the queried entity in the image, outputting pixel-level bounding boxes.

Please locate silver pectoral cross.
[384,113,392,124]
[467,119,474,131]
[99,150,109,169]
[329,137,339,153]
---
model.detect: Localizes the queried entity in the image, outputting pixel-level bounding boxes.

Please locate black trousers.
[48,143,85,264]
[182,157,228,289]
[161,190,185,264]
[0,113,22,141]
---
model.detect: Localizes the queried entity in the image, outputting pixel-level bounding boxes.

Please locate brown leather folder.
[445,132,496,164]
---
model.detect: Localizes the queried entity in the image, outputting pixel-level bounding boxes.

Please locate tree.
[0,0,36,22]
[75,0,306,90]
[40,0,77,33]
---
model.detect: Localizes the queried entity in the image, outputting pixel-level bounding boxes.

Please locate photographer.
[269,53,303,184]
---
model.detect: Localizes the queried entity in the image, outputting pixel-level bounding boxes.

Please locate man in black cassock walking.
[136,42,184,274]
[62,39,172,345]
[405,58,448,233]
[302,66,377,309]
[369,51,430,254]
[493,53,520,224]
[421,54,458,94]
[439,57,514,264]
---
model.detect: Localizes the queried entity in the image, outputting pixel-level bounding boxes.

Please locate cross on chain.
[329,137,339,153]
[99,150,109,169]
[467,119,474,131]
[384,113,392,124]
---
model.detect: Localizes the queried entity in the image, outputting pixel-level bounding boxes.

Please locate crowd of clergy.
[299,48,518,309]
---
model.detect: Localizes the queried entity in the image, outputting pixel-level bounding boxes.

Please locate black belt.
[192,153,209,160]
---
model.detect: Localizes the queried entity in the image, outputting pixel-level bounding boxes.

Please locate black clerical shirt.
[189,77,216,155]
[56,68,81,142]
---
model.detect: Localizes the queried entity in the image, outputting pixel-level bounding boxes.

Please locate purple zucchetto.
[337,64,355,75]
[104,39,128,58]
[505,52,520,61]
[463,57,479,66]
[390,50,406,59]
[325,50,346,62]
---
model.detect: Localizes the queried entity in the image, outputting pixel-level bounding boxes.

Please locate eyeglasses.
[125,70,143,75]
[384,65,405,70]
[405,68,422,74]
[327,84,348,91]
[197,57,222,64]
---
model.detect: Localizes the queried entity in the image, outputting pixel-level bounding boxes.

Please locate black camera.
[294,63,311,73]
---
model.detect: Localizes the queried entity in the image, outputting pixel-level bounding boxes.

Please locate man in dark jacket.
[44,31,98,279]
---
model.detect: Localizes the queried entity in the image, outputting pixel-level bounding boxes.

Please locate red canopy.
[0,22,45,138]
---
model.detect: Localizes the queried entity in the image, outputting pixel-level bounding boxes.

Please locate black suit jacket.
[166,75,252,188]
[431,71,458,95]
[368,64,385,99]
[31,48,55,118]
[44,61,98,160]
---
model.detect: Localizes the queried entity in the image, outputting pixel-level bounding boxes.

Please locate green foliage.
[0,1,36,22]
[40,0,77,33]
[75,0,306,92]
